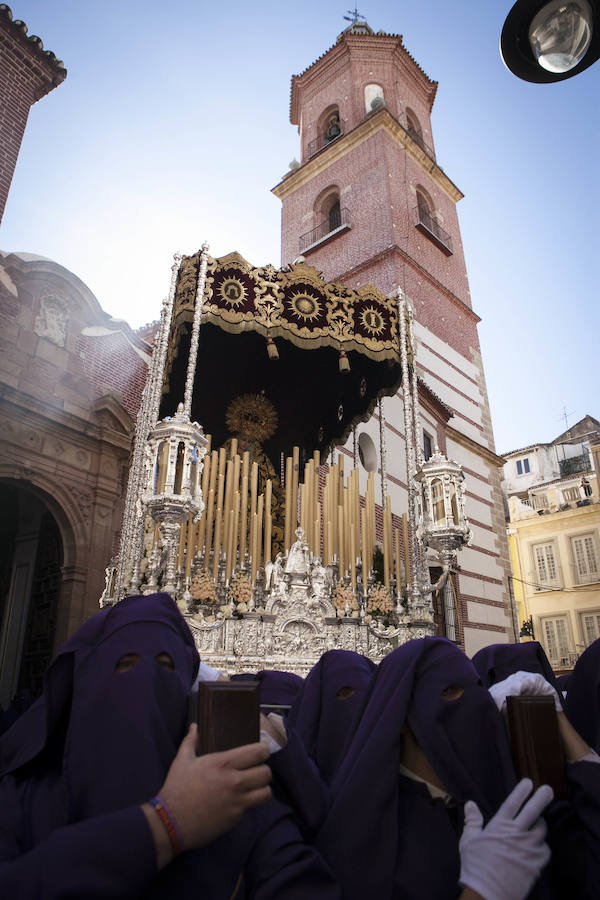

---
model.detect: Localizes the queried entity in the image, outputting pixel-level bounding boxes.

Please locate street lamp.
[501,0,600,81]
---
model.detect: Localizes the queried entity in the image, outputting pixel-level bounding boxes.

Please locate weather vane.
[344,7,366,25]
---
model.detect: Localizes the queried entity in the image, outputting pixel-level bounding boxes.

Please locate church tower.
[273,21,516,655]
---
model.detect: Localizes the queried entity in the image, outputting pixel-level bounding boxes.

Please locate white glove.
[459,778,553,900]
[192,661,224,688]
[489,671,562,714]
[260,713,287,755]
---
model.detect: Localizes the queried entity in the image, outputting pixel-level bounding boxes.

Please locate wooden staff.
[240,452,249,564]
[314,501,321,560]
[284,454,293,552]
[264,480,272,565]
[229,438,238,459]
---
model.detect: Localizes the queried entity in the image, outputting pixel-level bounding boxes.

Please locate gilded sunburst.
[360,306,385,335]
[289,291,322,323]
[225,393,278,443]
[219,278,246,308]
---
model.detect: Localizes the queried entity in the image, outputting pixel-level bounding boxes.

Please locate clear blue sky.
[2,0,598,454]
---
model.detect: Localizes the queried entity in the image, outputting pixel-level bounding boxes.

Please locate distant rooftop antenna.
[558,405,576,430]
[344,6,366,25]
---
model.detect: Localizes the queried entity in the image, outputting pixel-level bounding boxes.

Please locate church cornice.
[334,244,481,326]
[290,32,437,122]
[272,106,462,203]
[445,424,506,468]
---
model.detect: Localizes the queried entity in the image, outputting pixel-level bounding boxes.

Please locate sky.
[1,0,598,455]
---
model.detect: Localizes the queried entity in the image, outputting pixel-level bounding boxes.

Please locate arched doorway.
[0,482,63,708]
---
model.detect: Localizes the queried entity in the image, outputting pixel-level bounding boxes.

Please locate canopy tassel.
[266,332,279,360]
[338,349,350,373]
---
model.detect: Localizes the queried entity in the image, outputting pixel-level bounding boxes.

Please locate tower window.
[328,199,341,232]
[406,109,423,146]
[299,188,351,253]
[308,105,344,158]
[364,83,385,113]
[423,431,433,461]
[414,186,453,255]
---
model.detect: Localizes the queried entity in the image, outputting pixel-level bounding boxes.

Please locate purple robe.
[565,637,600,753]
[0,593,340,899]
[316,637,600,900]
[472,641,563,699]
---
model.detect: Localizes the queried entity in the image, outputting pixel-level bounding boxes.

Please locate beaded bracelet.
[149,796,184,858]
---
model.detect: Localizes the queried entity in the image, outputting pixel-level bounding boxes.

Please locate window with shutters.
[541,616,571,666]
[532,542,560,589]
[580,611,600,646]
[571,533,599,585]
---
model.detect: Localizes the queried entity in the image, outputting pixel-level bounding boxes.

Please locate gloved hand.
[489,671,562,713]
[459,778,553,900]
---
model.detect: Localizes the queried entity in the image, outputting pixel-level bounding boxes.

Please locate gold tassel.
[266,332,279,360]
[339,349,350,372]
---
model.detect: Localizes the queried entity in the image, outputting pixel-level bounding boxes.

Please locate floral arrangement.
[189,569,217,604]
[367,582,395,616]
[228,572,253,607]
[332,580,359,614]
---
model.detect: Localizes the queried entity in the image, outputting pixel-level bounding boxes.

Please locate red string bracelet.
[149,796,184,858]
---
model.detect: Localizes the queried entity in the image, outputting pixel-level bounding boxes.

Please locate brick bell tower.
[273,20,517,655]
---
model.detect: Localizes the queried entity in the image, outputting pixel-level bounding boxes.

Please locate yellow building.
[504,416,600,672]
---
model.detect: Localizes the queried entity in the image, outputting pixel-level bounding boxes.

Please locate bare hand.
[157,724,272,850]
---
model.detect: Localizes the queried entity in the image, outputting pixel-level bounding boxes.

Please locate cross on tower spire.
[343,7,366,25]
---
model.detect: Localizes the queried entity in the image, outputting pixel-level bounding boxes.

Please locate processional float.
[100,244,472,674]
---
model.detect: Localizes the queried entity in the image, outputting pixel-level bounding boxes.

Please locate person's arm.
[144,725,272,866]
[556,711,598,763]
[0,726,272,898]
[244,795,341,900]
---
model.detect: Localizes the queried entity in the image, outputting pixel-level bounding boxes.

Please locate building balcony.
[559,453,591,478]
[414,206,453,255]
[307,120,346,160]
[406,126,437,163]
[299,207,351,254]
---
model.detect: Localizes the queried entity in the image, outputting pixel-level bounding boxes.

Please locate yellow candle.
[264,481,272,565]
[292,446,300,531]
[338,504,344,575]
[256,493,264,572]
[284,454,293,551]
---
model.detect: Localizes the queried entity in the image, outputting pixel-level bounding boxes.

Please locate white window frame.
[580,610,600,647]
[571,532,600,585]
[539,615,573,667]
[516,456,530,476]
[531,540,561,590]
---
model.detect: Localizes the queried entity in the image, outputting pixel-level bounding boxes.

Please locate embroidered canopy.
[160,252,403,466]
